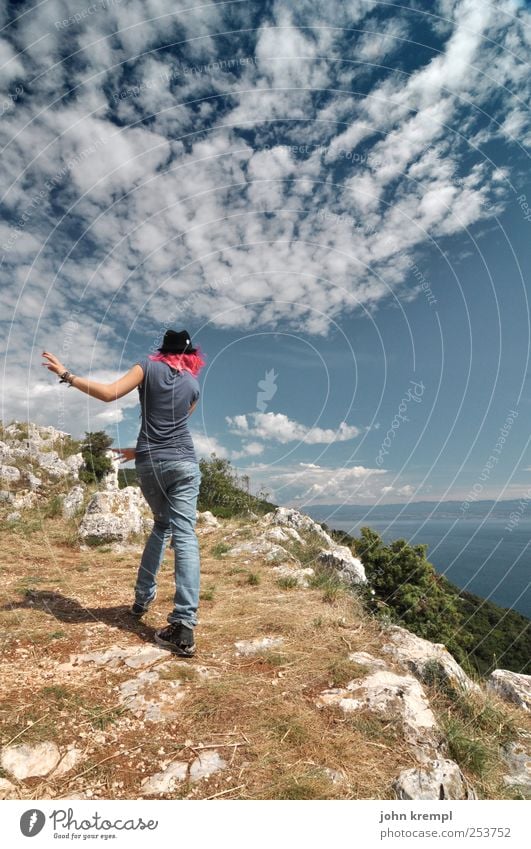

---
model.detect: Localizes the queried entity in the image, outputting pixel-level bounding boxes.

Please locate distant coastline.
[306,499,531,621]
[305,498,531,523]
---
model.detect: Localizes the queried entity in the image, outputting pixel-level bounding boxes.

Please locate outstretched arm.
[42,352,144,402]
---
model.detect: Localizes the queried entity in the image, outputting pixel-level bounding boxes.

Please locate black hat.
[158,329,198,354]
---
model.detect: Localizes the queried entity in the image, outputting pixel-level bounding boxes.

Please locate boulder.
[392,758,477,799]
[35,451,71,478]
[27,472,42,490]
[260,506,336,546]
[500,740,531,794]
[78,487,150,545]
[317,546,366,585]
[487,669,531,711]
[263,526,293,543]
[1,741,61,780]
[347,651,388,671]
[273,563,314,587]
[102,451,121,491]
[62,485,85,518]
[0,464,20,483]
[0,490,14,504]
[224,539,294,561]
[65,453,84,477]
[197,510,220,527]
[382,625,480,694]
[316,669,443,761]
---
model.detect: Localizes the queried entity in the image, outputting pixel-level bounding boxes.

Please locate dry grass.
[0,510,529,801]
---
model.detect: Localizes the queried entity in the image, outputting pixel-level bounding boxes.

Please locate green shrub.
[211,541,231,558]
[78,431,113,484]
[353,526,531,677]
[44,494,63,518]
[197,453,275,518]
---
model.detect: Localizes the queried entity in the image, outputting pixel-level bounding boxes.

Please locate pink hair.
[148,345,206,377]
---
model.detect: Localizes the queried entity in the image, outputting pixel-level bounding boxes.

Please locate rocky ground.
[0,421,530,801]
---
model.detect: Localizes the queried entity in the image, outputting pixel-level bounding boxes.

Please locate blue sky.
[1,0,530,508]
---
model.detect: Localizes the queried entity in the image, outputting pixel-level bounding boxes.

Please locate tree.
[197,453,273,517]
[198,453,251,517]
[354,526,473,667]
[79,431,113,484]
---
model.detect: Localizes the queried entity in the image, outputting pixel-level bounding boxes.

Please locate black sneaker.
[130,602,149,617]
[130,591,157,617]
[154,623,196,656]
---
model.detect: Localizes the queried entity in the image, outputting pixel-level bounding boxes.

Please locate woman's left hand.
[42,351,66,376]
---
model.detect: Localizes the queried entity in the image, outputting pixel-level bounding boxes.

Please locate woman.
[42,328,206,657]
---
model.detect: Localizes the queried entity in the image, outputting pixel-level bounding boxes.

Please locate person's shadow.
[3,591,158,644]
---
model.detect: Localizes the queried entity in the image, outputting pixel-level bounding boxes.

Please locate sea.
[305,502,531,619]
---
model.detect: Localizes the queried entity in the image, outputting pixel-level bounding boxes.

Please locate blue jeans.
[134,457,202,627]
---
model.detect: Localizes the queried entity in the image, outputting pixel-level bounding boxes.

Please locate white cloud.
[232,459,388,504]
[1,0,529,443]
[189,430,228,460]
[226,411,360,444]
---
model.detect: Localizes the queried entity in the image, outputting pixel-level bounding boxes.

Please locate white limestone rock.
[348,652,388,671]
[197,510,220,527]
[317,546,366,585]
[263,527,292,543]
[27,472,42,490]
[141,760,189,794]
[0,464,21,483]
[272,563,314,587]
[68,644,168,669]
[487,669,531,711]
[65,453,84,477]
[141,751,227,794]
[35,450,71,478]
[235,636,284,656]
[13,491,38,510]
[62,485,85,518]
[123,646,171,669]
[1,741,61,780]
[392,758,477,800]
[102,451,121,491]
[316,669,443,761]
[500,740,531,794]
[78,487,150,545]
[382,625,480,694]
[189,750,227,780]
[7,511,21,522]
[260,506,336,546]
[223,538,294,561]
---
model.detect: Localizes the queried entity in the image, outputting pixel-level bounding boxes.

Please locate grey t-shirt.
[134,357,200,463]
